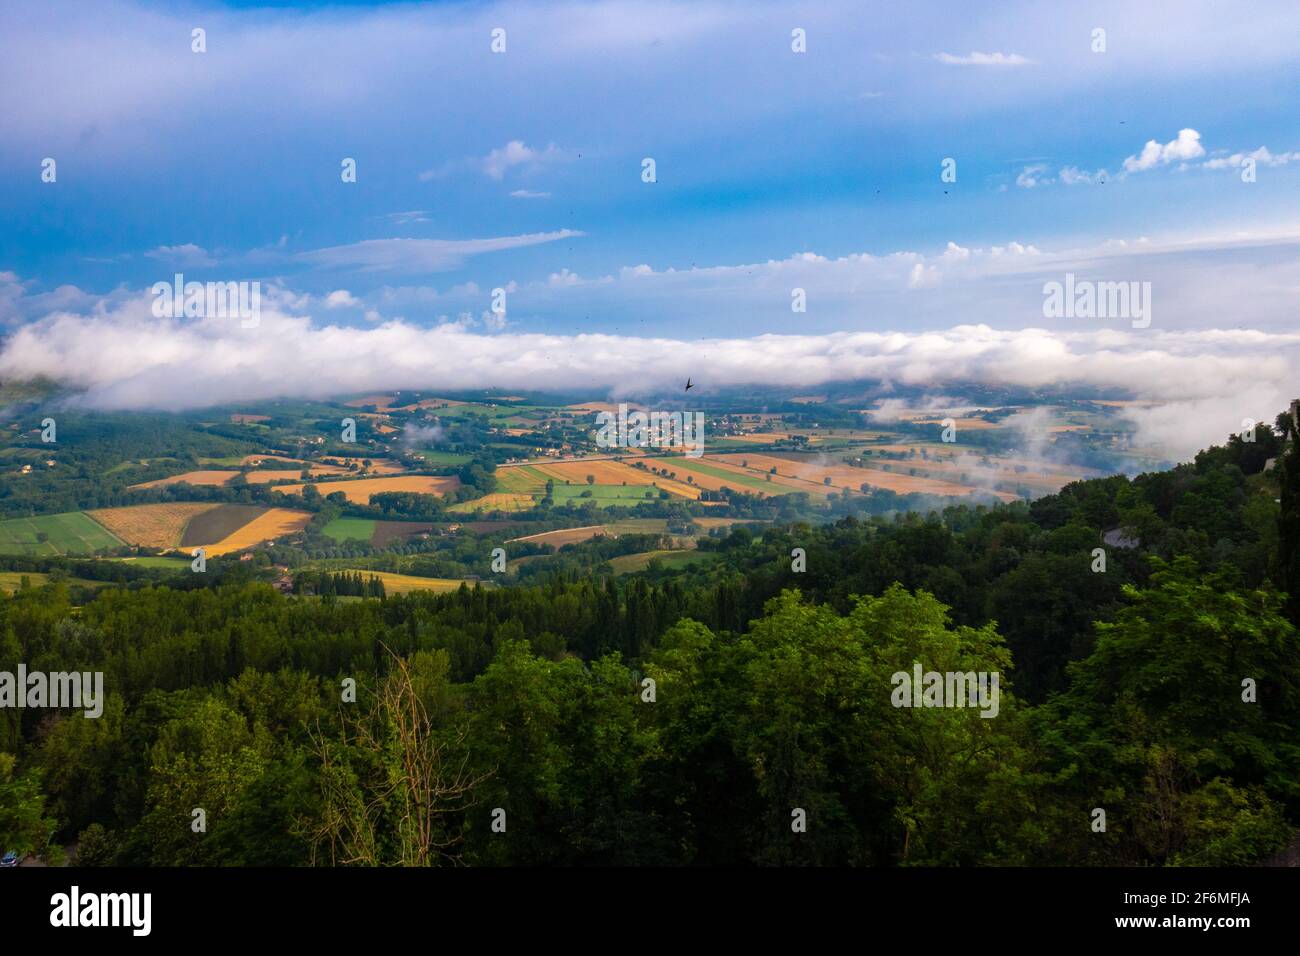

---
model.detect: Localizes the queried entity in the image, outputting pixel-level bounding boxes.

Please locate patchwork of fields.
[274,475,461,504]
[321,517,440,548]
[0,502,316,557]
[90,503,223,549]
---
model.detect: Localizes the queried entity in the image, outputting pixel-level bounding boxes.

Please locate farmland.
[322,517,376,543]
[204,508,312,555]
[342,570,477,594]
[321,517,437,547]
[180,504,269,548]
[411,449,473,467]
[129,469,238,489]
[271,476,460,504]
[273,475,461,504]
[448,493,538,514]
[0,512,126,556]
[87,503,222,549]
[529,459,701,499]
[609,549,720,574]
[0,571,107,593]
[705,452,982,498]
[508,525,609,547]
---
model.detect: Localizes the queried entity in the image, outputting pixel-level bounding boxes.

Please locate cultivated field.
[322,517,377,543]
[319,456,405,475]
[664,457,781,495]
[273,475,461,504]
[508,525,609,547]
[88,503,222,549]
[705,452,982,498]
[129,470,237,489]
[179,504,268,548]
[343,570,474,594]
[243,469,329,484]
[529,460,700,499]
[0,512,126,556]
[204,508,312,555]
[0,571,106,593]
[609,550,719,574]
[448,493,538,513]
[371,521,437,548]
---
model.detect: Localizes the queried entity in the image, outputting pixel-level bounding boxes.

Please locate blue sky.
[5,0,1300,331]
[2,0,1300,453]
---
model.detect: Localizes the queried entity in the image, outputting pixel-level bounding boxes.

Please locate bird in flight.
[685,378,694,391]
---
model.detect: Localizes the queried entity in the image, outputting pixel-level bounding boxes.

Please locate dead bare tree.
[308,650,492,866]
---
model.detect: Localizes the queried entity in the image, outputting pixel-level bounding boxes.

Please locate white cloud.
[384,210,430,225]
[934,51,1032,66]
[1058,165,1107,185]
[1203,145,1300,170]
[3,294,1297,461]
[1015,164,1052,188]
[297,230,583,273]
[143,243,215,267]
[1123,128,1205,173]
[481,140,566,180]
[324,289,360,308]
[509,189,552,199]
[907,262,939,288]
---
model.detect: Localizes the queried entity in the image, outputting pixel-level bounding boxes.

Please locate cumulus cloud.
[324,290,360,308]
[1123,128,1205,173]
[1203,145,1300,170]
[481,141,567,180]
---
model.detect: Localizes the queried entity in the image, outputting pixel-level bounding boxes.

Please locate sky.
[2,0,1300,454]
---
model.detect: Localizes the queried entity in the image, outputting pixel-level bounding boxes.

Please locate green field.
[668,458,777,493]
[0,571,107,593]
[549,484,656,505]
[110,556,193,569]
[412,449,473,467]
[322,517,377,543]
[497,466,548,493]
[0,512,126,556]
[605,518,671,534]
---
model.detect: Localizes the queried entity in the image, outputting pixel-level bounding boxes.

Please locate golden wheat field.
[706,453,981,497]
[319,456,405,474]
[129,470,237,489]
[273,475,461,504]
[204,508,313,555]
[344,570,472,594]
[86,503,222,548]
[448,493,537,513]
[507,525,609,546]
[242,468,338,484]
